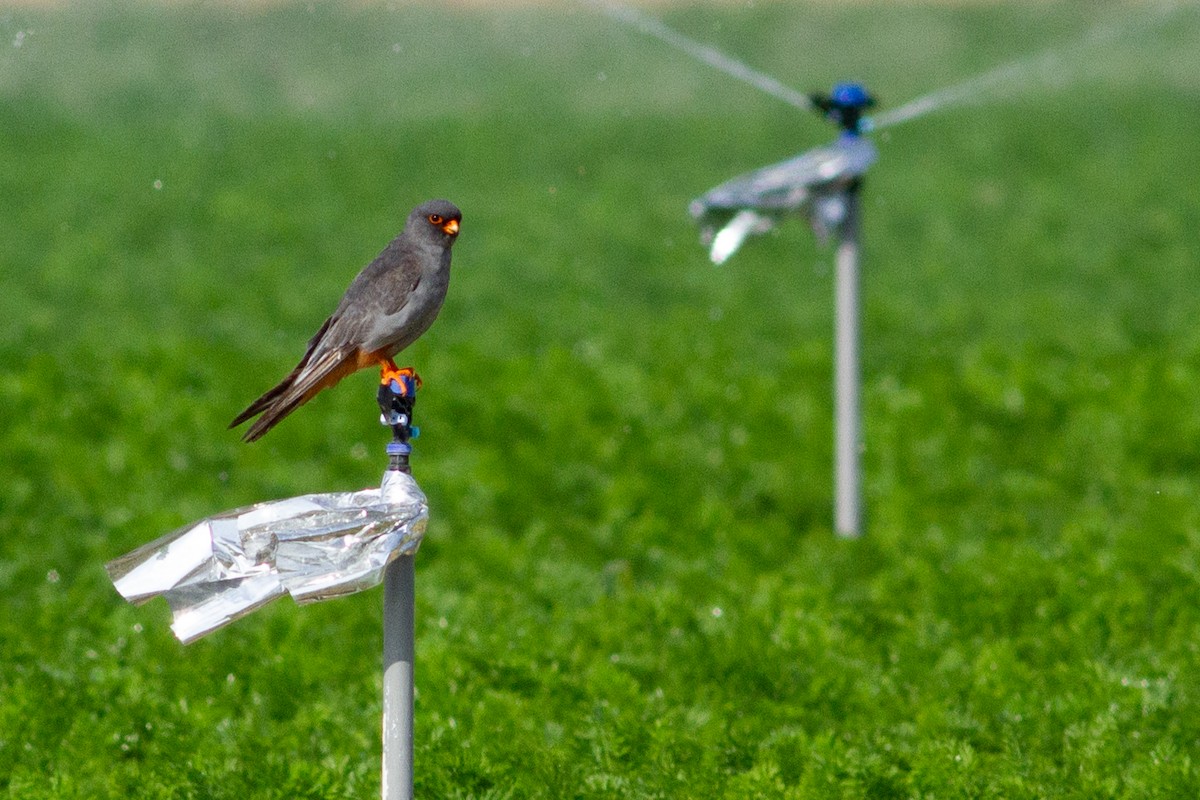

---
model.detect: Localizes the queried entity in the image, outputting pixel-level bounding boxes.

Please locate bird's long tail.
[230,347,357,442]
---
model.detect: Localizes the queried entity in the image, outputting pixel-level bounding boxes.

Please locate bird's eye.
[428,214,443,225]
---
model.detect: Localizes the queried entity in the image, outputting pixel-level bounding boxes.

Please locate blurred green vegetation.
[2,2,1199,797]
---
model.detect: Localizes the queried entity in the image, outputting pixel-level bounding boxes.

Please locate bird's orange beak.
[442,219,459,235]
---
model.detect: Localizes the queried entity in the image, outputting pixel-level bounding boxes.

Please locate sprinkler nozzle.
[810,82,876,135]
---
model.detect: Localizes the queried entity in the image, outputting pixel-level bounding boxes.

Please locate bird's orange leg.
[380,359,422,396]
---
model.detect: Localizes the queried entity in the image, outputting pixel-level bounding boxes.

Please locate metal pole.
[379,378,418,800]
[382,553,415,800]
[833,188,863,538]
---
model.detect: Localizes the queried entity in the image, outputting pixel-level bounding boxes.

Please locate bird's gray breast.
[361,251,451,355]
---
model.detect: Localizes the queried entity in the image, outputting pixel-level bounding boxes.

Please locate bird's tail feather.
[229,365,302,429]
[240,388,311,442]
[232,347,357,442]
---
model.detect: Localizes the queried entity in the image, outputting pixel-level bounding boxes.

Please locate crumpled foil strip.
[106,469,428,644]
[689,135,877,263]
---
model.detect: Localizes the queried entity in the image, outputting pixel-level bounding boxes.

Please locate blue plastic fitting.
[831,82,873,109]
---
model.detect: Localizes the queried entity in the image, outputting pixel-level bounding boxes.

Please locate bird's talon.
[380,364,421,396]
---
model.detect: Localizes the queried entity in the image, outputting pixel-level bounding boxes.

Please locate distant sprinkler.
[691,82,877,538]
[588,0,1192,539]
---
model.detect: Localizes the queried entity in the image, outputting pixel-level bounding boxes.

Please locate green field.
[3,1,1200,796]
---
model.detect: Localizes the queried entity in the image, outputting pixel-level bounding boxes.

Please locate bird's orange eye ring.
[428,214,443,225]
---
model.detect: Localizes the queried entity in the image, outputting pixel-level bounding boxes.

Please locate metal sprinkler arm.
[689,82,877,264]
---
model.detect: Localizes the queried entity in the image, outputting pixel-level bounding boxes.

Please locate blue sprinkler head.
[810,82,876,136]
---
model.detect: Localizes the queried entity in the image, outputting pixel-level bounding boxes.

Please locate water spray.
[588,0,1188,132]
[581,0,814,113]
[871,1,1186,130]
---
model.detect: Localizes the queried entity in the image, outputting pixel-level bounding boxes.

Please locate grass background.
[3,1,1200,796]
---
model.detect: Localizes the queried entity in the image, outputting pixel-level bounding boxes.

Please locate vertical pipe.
[382,553,415,800]
[381,437,416,800]
[833,189,863,538]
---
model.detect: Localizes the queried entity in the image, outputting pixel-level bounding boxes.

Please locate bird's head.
[410,199,462,243]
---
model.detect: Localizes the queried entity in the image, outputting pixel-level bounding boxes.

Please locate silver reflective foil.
[107,470,428,644]
[689,135,877,263]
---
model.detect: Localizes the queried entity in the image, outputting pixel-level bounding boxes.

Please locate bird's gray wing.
[314,239,425,355]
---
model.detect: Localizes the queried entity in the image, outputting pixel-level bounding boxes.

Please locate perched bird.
[231,199,462,442]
